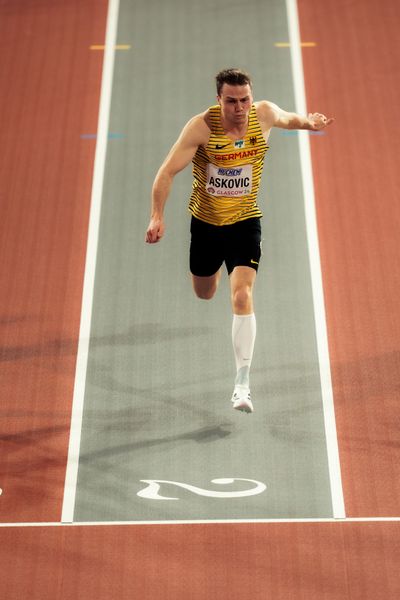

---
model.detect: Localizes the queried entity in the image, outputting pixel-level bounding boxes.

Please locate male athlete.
[146,68,333,413]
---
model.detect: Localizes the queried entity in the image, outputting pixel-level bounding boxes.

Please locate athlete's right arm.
[145,114,210,243]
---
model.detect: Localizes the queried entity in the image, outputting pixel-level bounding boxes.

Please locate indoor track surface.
[1,0,399,598]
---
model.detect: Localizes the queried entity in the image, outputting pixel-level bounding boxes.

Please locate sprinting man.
[145,68,333,413]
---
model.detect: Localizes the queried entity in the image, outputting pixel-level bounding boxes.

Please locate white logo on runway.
[137,478,266,500]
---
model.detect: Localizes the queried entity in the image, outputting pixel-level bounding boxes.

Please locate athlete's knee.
[192,271,220,300]
[194,286,216,300]
[232,285,252,312]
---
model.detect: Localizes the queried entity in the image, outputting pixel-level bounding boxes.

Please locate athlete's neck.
[220,110,249,140]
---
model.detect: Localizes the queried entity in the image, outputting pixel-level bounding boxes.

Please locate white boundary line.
[1,517,400,528]
[285,0,346,518]
[61,0,120,523]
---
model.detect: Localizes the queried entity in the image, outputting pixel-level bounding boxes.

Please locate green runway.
[73,0,333,521]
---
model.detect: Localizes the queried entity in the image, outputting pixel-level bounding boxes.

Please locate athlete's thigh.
[229,265,257,289]
[225,218,262,275]
[189,216,224,277]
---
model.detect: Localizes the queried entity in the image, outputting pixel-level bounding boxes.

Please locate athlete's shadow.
[0,319,212,362]
[91,322,213,347]
[78,422,233,463]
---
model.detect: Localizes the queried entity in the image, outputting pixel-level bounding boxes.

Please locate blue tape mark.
[80,133,125,140]
[279,130,326,137]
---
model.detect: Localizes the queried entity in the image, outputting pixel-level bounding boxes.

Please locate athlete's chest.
[204,130,267,165]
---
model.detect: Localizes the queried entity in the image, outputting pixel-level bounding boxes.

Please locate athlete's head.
[215,68,253,125]
[215,68,252,96]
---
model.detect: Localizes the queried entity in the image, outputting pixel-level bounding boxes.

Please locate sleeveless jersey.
[189,104,269,226]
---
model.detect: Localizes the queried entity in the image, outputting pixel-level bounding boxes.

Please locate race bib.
[206,163,253,197]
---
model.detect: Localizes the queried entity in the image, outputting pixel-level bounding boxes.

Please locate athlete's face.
[218,83,253,126]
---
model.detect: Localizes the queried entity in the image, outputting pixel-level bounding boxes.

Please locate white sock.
[232,313,256,388]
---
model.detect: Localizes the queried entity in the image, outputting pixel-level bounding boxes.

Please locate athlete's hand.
[308,112,334,130]
[145,217,165,243]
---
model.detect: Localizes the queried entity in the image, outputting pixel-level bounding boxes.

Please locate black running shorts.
[190,216,262,276]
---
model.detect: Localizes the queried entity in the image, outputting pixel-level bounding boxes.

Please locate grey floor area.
[73,0,333,521]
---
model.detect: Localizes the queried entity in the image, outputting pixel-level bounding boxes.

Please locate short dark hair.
[215,68,252,96]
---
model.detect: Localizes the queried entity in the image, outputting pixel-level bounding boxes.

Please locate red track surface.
[298,0,400,517]
[1,522,399,599]
[0,0,107,521]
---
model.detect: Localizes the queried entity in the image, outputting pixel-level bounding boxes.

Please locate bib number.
[206,164,253,198]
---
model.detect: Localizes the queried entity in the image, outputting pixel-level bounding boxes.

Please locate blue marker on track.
[80,133,125,140]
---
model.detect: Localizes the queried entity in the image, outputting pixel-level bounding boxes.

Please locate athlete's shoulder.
[181,111,211,146]
[254,100,280,129]
[203,105,222,130]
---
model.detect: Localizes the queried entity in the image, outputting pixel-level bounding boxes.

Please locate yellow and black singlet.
[189,104,269,226]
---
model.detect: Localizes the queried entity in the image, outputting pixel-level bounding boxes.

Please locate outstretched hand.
[145,217,165,243]
[308,112,334,130]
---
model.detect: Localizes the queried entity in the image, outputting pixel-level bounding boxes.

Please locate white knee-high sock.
[232,313,256,387]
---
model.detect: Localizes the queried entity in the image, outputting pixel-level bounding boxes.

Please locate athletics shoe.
[231,385,254,413]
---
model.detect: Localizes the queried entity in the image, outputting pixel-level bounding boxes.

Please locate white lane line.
[1,517,400,528]
[285,0,346,519]
[61,0,120,523]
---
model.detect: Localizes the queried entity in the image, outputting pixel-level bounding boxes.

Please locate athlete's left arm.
[257,100,334,131]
